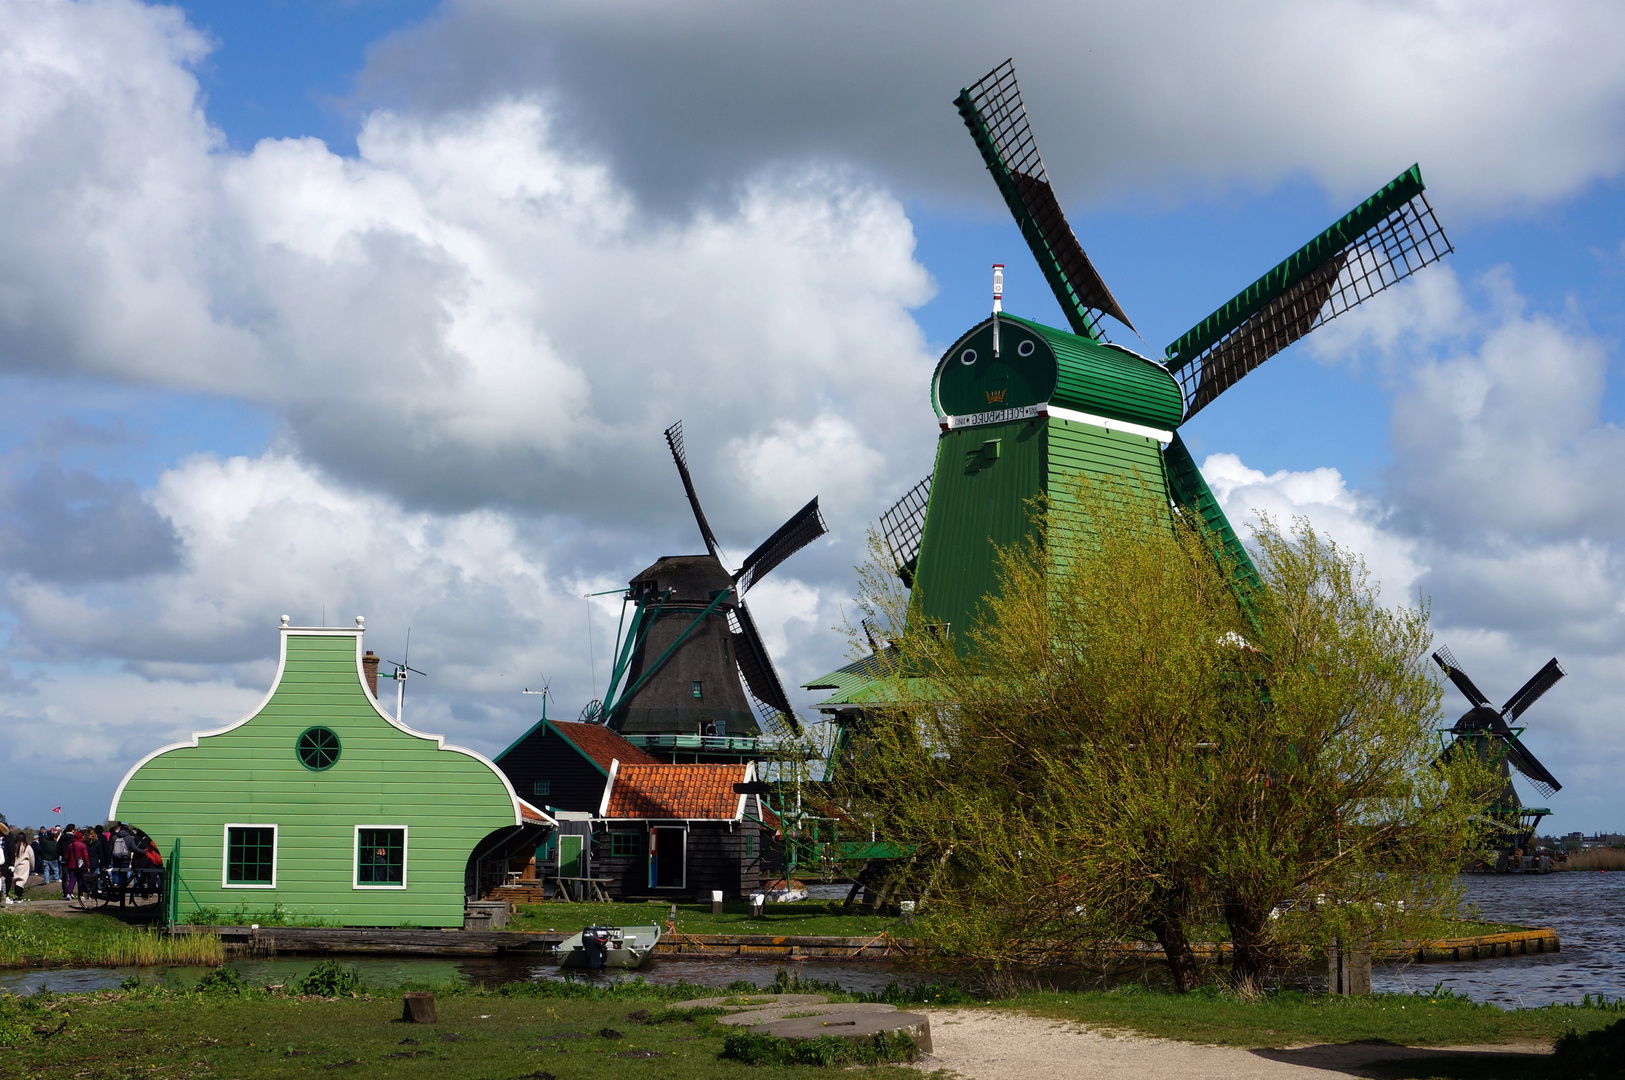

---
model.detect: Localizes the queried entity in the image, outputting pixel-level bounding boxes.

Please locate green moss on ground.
[0,977,925,1079]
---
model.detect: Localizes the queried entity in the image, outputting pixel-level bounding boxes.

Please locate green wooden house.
[110,618,553,927]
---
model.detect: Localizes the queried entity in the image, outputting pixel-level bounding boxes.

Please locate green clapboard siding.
[112,631,524,927]
[911,415,1173,642]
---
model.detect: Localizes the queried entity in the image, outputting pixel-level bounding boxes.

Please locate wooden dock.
[171,924,1557,964]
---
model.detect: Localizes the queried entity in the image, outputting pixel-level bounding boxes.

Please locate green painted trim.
[295,725,341,771]
[604,587,734,720]
[1165,165,1426,367]
[1163,433,1263,613]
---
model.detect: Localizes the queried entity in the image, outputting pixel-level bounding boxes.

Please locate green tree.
[837,478,1491,991]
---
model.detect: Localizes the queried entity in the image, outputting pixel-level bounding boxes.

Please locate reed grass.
[0,912,222,968]
[1563,847,1625,871]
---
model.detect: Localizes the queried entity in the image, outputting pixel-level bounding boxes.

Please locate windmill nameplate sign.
[945,404,1043,430]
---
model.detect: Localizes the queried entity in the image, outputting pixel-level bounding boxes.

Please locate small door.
[558,834,584,879]
[651,827,686,889]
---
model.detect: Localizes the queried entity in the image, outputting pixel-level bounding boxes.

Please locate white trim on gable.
[599,759,620,817]
[110,621,534,828]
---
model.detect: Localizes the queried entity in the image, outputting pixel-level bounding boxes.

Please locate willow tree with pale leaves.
[836,477,1493,991]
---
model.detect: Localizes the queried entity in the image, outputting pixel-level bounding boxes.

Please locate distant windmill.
[593,421,826,754]
[1433,646,1565,854]
[385,627,428,724]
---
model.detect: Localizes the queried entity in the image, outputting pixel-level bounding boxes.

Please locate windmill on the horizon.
[1433,646,1567,861]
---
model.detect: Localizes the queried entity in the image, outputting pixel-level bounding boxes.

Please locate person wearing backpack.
[38,828,59,885]
[110,823,134,905]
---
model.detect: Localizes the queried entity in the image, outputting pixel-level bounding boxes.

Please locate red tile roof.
[550,721,659,771]
[517,798,554,825]
[604,763,749,820]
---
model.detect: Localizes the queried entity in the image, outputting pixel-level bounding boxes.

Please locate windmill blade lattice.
[1166,166,1451,420]
[1433,645,1493,708]
[878,475,931,582]
[956,60,1134,340]
[728,602,801,734]
[736,497,828,595]
[665,421,723,559]
[1502,657,1565,722]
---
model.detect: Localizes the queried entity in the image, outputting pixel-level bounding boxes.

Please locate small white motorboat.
[553,924,660,970]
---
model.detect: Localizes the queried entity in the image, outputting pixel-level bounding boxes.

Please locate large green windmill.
[807,58,1453,728]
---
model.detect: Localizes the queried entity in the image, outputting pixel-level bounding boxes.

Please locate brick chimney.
[362,651,381,698]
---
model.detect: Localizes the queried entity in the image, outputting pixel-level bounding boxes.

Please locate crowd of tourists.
[0,820,164,905]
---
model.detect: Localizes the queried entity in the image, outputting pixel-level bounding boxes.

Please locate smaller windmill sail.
[956,60,1134,341]
[735,497,827,595]
[665,421,722,558]
[1166,165,1452,420]
[729,601,801,734]
[1502,657,1565,722]
[878,475,931,586]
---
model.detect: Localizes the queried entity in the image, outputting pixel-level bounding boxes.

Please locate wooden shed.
[591,762,771,900]
[110,619,553,927]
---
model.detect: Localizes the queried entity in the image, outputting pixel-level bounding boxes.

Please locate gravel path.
[914,1009,1552,1079]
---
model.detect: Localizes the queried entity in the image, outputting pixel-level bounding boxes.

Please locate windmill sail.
[665,421,722,558]
[736,497,827,595]
[956,60,1134,340]
[1502,657,1565,722]
[1434,646,1493,708]
[730,600,801,734]
[878,475,931,585]
[1166,165,1452,420]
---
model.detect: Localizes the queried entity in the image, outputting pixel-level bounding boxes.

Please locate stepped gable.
[605,763,748,820]
[551,720,659,770]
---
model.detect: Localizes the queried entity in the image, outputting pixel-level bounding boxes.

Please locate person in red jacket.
[62,827,90,901]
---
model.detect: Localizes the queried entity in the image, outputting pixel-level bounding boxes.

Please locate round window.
[1017,339,1036,357]
[296,726,341,771]
[960,348,977,365]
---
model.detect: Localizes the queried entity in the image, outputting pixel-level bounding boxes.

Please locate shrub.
[721,1029,918,1066]
[1555,1017,1625,1066]
[193,967,250,995]
[294,961,362,997]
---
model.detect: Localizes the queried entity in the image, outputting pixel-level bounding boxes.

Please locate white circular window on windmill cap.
[960,348,977,365]
[1018,339,1035,357]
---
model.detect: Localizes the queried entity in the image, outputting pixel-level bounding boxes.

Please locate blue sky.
[3,0,1624,836]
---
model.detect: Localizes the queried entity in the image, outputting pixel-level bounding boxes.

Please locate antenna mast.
[992,263,1004,357]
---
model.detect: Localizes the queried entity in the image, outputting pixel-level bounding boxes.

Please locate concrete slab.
[753,1009,932,1054]
[720,1002,897,1027]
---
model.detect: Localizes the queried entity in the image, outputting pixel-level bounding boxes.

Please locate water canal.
[3,874,1621,1007]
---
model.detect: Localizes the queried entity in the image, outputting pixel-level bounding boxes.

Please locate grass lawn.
[999,983,1621,1049]
[507,900,902,939]
[0,977,923,1079]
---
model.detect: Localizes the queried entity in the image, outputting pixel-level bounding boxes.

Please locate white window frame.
[222,823,278,889]
[353,824,409,890]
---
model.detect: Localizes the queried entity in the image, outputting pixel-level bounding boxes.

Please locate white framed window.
[222,824,278,888]
[354,825,408,889]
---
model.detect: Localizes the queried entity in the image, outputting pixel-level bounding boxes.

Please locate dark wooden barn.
[494,717,659,814]
[592,762,772,901]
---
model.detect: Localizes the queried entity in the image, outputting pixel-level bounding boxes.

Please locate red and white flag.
[51,807,61,813]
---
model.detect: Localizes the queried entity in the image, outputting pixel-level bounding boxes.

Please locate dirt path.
[915,1009,1552,1079]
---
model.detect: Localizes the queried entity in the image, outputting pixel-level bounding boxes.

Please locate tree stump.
[402,992,437,1023]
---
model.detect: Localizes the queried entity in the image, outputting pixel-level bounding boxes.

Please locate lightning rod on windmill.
[992,263,1004,357]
